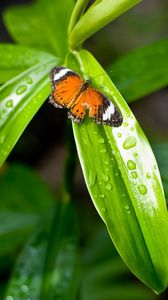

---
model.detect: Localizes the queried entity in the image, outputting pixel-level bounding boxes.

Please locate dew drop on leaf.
[146,172,151,179]
[102,174,109,182]
[5,99,14,108]
[26,76,33,84]
[20,285,29,293]
[6,296,14,300]
[127,160,136,170]
[0,135,5,144]
[131,171,137,179]
[130,127,134,131]
[99,194,105,198]
[16,84,27,95]
[106,184,112,191]
[123,136,137,149]
[105,160,110,166]
[138,184,147,195]
[98,138,105,144]
[100,148,107,153]
[123,122,128,127]
[117,132,122,138]
[88,172,97,188]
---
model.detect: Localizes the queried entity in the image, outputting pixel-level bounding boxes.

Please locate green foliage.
[5,202,78,300]
[0,0,168,298]
[3,0,74,58]
[107,39,168,102]
[68,0,141,49]
[66,49,168,292]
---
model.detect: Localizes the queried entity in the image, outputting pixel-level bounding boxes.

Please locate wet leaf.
[66,49,168,293]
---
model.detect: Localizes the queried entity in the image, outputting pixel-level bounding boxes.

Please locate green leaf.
[5,202,79,300]
[68,0,90,33]
[107,39,168,102]
[0,163,54,213]
[0,44,56,84]
[82,228,156,300]
[152,143,168,200]
[3,0,74,58]
[0,211,38,256]
[68,0,141,49]
[0,53,59,167]
[66,49,168,293]
[0,163,55,255]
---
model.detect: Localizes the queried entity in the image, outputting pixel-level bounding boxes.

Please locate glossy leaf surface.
[3,0,74,58]
[0,53,59,166]
[107,39,168,102]
[66,49,168,292]
[0,44,55,84]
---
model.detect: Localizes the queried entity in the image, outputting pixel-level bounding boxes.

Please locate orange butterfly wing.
[49,67,84,109]
[68,87,123,127]
[50,67,123,127]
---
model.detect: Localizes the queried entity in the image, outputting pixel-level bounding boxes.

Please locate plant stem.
[69,0,141,49]
[68,0,90,34]
[62,120,77,202]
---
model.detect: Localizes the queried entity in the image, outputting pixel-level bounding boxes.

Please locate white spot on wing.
[54,68,71,81]
[103,102,115,121]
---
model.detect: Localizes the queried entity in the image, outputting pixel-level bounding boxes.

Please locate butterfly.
[49,67,123,127]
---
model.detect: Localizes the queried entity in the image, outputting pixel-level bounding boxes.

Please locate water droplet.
[138,184,147,195]
[16,84,27,95]
[94,131,98,135]
[146,172,151,179]
[2,109,7,114]
[6,296,14,300]
[106,184,112,191]
[5,99,14,108]
[125,205,129,210]
[115,172,119,176]
[130,127,134,131]
[0,135,5,144]
[88,172,97,188]
[100,194,105,198]
[20,285,29,293]
[98,138,105,144]
[122,193,126,197]
[102,174,109,182]
[105,161,110,166]
[123,136,137,149]
[124,205,131,214]
[131,171,137,179]
[100,148,107,154]
[127,160,136,170]
[26,76,33,84]
[105,168,109,172]
[133,152,138,157]
[101,207,106,213]
[117,132,122,138]
[123,122,128,127]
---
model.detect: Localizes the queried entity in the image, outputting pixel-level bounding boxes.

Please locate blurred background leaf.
[3,0,74,58]
[107,39,168,102]
[5,201,79,300]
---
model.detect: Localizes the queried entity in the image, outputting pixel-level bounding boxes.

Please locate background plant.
[0,0,168,299]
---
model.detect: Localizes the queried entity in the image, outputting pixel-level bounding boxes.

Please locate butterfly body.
[49,67,123,127]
